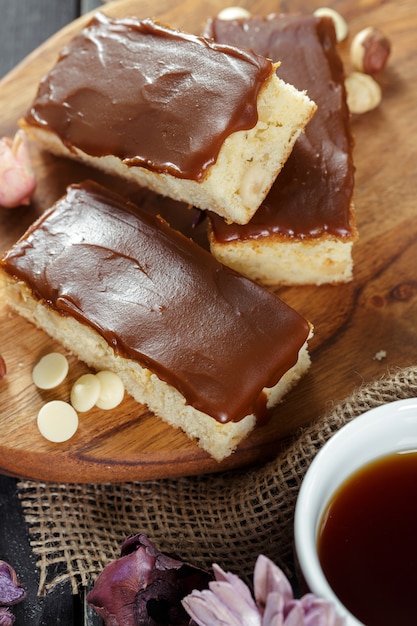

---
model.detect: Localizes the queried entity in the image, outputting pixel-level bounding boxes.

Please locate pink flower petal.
[209,581,261,625]
[0,130,36,208]
[283,602,305,626]
[254,555,293,612]
[298,595,346,626]
[284,595,346,626]
[212,563,257,607]
[183,565,262,626]
[183,588,254,626]
[261,591,286,626]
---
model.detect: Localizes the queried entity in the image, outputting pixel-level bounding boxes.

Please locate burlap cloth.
[16,365,417,596]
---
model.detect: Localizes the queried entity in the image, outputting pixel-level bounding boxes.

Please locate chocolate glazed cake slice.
[20,13,316,225]
[0,181,313,461]
[205,13,357,285]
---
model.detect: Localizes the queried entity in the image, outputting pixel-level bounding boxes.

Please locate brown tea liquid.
[317,450,417,625]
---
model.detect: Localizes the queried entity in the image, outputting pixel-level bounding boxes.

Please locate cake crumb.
[373,350,387,361]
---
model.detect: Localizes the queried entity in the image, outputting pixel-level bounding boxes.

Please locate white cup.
[294,398,417,626]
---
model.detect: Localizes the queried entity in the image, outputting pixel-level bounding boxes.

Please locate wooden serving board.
[1,0,416,483]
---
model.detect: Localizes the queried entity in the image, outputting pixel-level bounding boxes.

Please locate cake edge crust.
[208,221,357,286]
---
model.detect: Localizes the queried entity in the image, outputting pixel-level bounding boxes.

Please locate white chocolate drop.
[32,352,69,389]
[70,373,101,412]
[95,370,125,410]
[37,400,79,443]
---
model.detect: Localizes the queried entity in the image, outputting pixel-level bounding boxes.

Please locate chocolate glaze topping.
[25,13,273,181]
[1,182,310,423]
[206,14,355,241]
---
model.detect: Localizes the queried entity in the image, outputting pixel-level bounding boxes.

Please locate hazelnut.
[345,71,382,114]
[217,6,252,20]
[313,7,349,42]
[239,162,269,208]
[350,27,391,75]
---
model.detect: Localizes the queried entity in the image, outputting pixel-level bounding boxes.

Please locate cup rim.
[294,397,417,625]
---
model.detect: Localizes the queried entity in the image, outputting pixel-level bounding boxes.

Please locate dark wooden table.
[0,0,103,80]
[1,4,103,624]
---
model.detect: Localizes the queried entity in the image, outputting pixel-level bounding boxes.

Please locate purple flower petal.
[0,561,26,606]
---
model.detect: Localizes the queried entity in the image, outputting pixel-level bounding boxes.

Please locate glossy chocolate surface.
[1,182,310,423]
[206,14,355,241]
[25,13,273,181]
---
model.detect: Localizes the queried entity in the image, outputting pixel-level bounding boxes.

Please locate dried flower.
[87,534,211,626]
[0,560,26,625]
[183,555,346,626]
[0,130,36,208]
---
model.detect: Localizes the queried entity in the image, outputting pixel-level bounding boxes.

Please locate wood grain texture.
[0,0,416,483]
